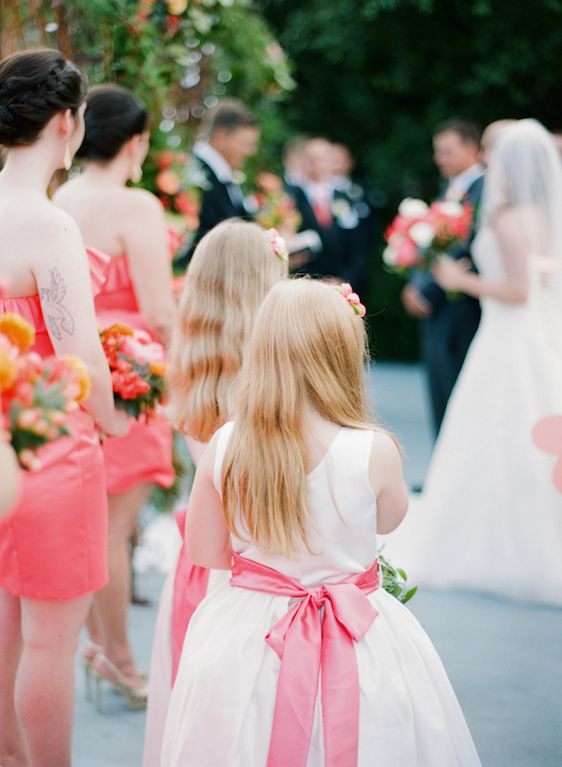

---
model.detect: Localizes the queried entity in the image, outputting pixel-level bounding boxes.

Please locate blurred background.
[2,0,562,360]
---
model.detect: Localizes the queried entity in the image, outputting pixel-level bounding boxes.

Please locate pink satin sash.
[230,552,380,767]
[171,508,210,685]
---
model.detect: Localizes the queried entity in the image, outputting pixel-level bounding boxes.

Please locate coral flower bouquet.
[383,197,472,275]
[255,172,301,234]
[0,313,91,470]
[100,323,167,419]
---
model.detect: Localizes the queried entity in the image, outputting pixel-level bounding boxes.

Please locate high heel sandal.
[80,639,103,702]
[93,653,148,712]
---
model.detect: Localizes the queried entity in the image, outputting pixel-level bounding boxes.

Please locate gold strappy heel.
[93,653,148,711]
[80,639,103,702]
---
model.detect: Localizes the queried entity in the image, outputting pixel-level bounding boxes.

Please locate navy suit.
[287,184,366,284]
[412,175,483,435]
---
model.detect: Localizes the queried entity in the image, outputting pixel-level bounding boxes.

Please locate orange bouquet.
[100,324,167,419]
[0,313,91,470]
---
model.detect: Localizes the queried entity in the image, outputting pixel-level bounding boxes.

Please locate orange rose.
[101,323,135,338]
[156,169,182,195]
[0,337,18,392]
[62,355,92,402]
[166,0,188,14]
[256,172,283,194]
[149,360,167,377]
[0,313,36,352]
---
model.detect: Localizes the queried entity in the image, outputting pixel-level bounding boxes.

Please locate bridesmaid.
[55,84,176,707]
[143,220,287,766]
[0,49,128,767]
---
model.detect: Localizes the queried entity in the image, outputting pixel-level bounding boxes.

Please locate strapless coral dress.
[0,253,109,600]
[88,249,174,495]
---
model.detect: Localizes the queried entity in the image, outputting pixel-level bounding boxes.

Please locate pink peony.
[395,237,418,267]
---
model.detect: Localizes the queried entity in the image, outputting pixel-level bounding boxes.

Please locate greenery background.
[259,0,562,359]
[3,0,562,359]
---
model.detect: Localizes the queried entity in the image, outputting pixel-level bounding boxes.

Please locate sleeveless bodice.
[90,250,140,316]
[471,225,536,334]
[0,294,53,356]
[213,423,378,587]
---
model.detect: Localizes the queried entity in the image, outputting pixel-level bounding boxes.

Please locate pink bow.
[171,508,210,685]
[230,553,380,767]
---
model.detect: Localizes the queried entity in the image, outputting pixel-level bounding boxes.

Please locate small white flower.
[409,221,435,248]
[438,201,464,217]
[398,198,429,219]
[332,198,351,218]
[382,246,398,265]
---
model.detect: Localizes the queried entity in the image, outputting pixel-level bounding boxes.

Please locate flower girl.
[143,219,287,765]
[161,278,481,767]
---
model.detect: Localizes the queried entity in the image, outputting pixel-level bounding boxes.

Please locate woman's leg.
[0,588,28,767]
[15,593,92,767]
[93,482,152,686]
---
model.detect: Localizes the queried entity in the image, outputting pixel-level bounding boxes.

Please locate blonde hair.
[222,278,386,557]
[167,219,288,441]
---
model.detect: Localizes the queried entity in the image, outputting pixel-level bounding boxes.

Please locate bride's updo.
[0,48,87,147]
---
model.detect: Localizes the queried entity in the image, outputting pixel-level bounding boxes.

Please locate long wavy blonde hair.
[167,219,288,441]
[222,278,384,557]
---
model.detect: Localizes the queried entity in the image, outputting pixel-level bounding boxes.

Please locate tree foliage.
[1,0,294,180]
[261,0,562,359]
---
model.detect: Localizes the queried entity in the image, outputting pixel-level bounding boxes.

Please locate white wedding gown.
[382,226,562,605]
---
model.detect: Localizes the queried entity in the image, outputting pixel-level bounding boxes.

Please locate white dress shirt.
[192,140,233,183]
[446,163,485,201]
[193,140,247,210]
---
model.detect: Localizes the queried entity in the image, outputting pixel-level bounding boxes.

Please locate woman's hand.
[432,256,471,292]
[100,408,130,439]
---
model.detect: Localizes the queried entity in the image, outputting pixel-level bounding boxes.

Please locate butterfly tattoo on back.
[40,268,75,341]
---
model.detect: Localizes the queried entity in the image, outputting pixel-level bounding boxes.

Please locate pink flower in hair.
[267,228,289,262]
[337,283,367,317]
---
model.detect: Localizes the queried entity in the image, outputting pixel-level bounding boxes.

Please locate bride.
[383,119,562,605]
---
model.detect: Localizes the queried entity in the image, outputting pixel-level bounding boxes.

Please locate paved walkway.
[73,363,562,766]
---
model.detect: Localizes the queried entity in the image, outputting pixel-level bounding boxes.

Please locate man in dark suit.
[176,100,259,268]
[287,137,364,284]
[401,119,484,436]
[330,142,377,295]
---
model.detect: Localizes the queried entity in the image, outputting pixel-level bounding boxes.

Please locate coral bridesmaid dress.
[0,253,109,600]
[88,248,174,494]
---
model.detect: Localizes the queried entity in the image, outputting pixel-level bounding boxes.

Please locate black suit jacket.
[287,184,365,284]
[175,156,249,270]
[194,156,249,243]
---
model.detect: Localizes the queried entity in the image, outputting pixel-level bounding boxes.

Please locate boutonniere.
[332,197,352,219]
[186,158,212,192]
[332,196,359,229]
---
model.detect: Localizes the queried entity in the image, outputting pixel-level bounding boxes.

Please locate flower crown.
[336,283,366,318]
[267,228,289,262]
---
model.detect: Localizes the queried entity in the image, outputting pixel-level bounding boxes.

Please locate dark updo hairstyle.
[76,84,148,162]
[0,48,87,147]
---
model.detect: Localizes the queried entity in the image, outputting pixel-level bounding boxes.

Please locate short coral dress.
[88,249,174,495]
[0,254,109,600]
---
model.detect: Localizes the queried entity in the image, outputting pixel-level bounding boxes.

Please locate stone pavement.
[72,363,562,767]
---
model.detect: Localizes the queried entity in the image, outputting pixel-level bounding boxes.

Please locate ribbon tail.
[321,603,361,767]
[267,599,322,767]
[171,544,210,685]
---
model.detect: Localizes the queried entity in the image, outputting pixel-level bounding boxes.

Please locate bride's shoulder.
[495,204,541,232]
